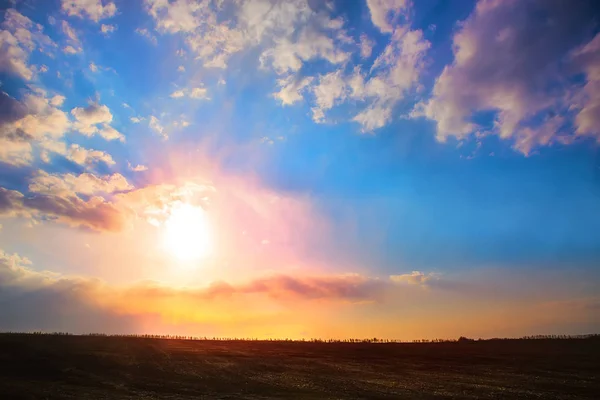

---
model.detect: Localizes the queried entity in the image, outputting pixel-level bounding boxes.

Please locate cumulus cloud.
[61,0,117,22]
[71,103,124,141]
[0,89,70,166]
[366,0,409,34]
[413,0,599,153]
[273,75,313,106]
[0,9,56,80]
[66,144,116,166]
[303,27,430,131]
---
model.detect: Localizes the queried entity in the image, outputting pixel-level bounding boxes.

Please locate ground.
[0,334,598,399]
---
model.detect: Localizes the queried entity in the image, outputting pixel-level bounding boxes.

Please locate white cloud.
[61,0,117,22]
[128,162,148,172]
[170,87,210,100]
[312,70,347,121]
[135,28,158,45]
[62,45,80,54]
[70,103,124,141]
[100,23,116,35]
[50,95,66,107]
[145,0,352,71]
[130,117,143,123]
[366,0,409,33]
[352,104,392,132]
[300,28,429,131]
[61,20,80,44]
[359,34,374,59]
[177,65,185,72]
[29,170,132,197]
[273,75,313,106]
[0,138,33,167]
[0,10,56,81]
[189,87,208,99]
[260,25,351,74]
[99,125,124,142]
[66,144,115,166]
[89,62,98,72]
[1,91,70,142]
[71,103,110,130]
[149,115,166,139]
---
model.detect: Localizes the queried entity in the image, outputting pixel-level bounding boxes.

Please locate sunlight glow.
[163,203,212,262]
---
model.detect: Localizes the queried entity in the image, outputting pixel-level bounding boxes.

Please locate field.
[0,334,598,399]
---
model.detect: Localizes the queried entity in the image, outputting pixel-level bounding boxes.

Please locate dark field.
[0,334,599,399]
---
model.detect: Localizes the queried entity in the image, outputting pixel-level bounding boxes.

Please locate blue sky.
[0,0,599,339]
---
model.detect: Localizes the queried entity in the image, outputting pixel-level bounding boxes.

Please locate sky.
[0,0,599,340]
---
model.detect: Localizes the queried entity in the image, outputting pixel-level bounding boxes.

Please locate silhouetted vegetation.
[0,332,598,399]
[3,330,598,343]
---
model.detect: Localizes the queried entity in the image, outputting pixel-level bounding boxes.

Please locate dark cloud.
[0,185,127,231]
[0,252,140,334]
[416,0,600,153]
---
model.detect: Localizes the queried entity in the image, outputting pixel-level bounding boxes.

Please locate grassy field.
[0,334,598,399]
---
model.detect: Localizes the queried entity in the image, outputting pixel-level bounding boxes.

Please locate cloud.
[29,170,132,197]
[61,0,117,22]
[130,117,143,123]
[89,62,98,72]
[100,23,116,35]
[149,115,166,139]
[170,86,210,100]
[0,250,140,334]
[189,87,208,99]
[359,34,374,58]
[145,0,353,71]
[304,28,430,131]
[0,89,70,165]
[0,187,126,232]
[0,247,435,333]
[571,33,600,140]
[413,0,599,153]
[273,75,314,106]
[0,9,56,81]
[135,28,158,45]
[71,103,124,141]
[0,138,32,166]
[260,24,351,74]
[62,20,80,44]
[66,144,115,166]
[128,162,148,172]
[62,45,80,54]
[390,271,437,285]
[366,0,409,33]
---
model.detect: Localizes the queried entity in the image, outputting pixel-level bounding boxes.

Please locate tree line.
[0,331,598,343]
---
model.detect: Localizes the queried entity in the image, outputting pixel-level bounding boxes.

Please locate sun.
[163,203,212,262]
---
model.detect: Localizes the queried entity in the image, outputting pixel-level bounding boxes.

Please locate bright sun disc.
[163,203,212,262]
